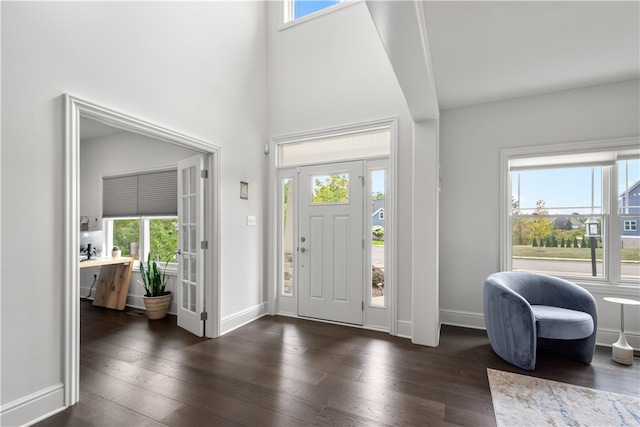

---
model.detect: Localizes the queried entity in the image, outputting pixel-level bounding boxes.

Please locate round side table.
[603,297,640,365]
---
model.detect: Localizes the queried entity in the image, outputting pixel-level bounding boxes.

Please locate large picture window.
[511,166,605,278]
[502,140,639,285]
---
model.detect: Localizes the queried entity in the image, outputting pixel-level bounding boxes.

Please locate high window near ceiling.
[281,0,352,27]
[502,140,640,285]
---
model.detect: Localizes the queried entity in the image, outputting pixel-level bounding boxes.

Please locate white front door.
[298,161,364,325]
[177,154,206,336]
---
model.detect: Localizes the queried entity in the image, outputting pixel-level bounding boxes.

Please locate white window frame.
[624,220,637,232]
[279,0,359,30]
[104,215,179,274]
[378,209,385,220]
[500,136,639,288]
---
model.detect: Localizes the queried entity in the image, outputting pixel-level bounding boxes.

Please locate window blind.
[509,148,639,172]
[103,170,177,217]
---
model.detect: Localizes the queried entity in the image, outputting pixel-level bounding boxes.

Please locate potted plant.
[139,253,172,320]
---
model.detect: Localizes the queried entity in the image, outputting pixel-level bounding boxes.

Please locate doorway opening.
[64,95,221,407]
[271,118,396,332]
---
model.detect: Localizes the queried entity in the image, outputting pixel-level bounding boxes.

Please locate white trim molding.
[439,310,640,351]
[440,309,486,330]
[64,94,222,408]
[499,135,640,285]
[0,384,65,427]
[279,0,360,31]
[220,302,269,336]
[396,320,413,339]
[269,117,398,336]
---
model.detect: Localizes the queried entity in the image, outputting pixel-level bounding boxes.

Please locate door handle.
[300,247,308,253]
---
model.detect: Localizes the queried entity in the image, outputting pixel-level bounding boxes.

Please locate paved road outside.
[372,245,638,279]
[513,258,639,278]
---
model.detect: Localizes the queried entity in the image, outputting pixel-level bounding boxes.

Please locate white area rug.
[487,368,640,426]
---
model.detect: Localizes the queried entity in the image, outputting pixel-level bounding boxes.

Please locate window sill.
[574,281,640,296]
[133,264,179,277]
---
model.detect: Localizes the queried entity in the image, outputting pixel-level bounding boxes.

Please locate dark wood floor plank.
[79,365,183,422]
[34,301,639,427]
[313,406,388,427]
[159,403,243,427]
[36,387,166,427]
[188,336,366,381]
[81,349,169,389]
[317,372,450,419]
[151,376,315,427]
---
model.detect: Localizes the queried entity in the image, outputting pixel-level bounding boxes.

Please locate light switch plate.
[247,216,257,226]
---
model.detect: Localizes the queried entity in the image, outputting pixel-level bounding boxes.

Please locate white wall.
[80,129,202,223]
[439,79,640,345]
[267,2,417,333]
[1,2,267,424]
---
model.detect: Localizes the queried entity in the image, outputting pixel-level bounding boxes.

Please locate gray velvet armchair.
[483,272,597,371]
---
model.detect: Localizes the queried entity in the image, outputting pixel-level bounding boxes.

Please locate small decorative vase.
[142,292,172,320]
[112,249,121,258]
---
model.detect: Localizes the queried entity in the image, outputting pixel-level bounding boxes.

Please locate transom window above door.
[276,126,391,167]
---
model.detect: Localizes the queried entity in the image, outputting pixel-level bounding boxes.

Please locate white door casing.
[177,154,206,336]
[298,161,364,325]
[66,95,220,407]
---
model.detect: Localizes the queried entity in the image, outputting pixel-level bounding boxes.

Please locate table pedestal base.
[612,332,634,365]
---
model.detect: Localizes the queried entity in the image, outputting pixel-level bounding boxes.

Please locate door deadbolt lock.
[300,237,306,242]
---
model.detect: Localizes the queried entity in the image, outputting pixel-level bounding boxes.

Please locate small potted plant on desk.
[139,253,172,320]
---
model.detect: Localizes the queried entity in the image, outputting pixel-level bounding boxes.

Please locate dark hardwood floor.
[37,301,639,426]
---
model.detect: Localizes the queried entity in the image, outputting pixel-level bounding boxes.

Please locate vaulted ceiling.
[423,1,640,109]
[368,1,639,117]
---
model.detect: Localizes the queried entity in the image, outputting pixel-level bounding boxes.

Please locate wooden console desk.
[80,257,134,310]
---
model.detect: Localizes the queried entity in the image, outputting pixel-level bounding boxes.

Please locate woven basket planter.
[143,292,172,320]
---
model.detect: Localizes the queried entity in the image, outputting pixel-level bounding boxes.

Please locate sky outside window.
[294,0,343,19]
[619,159,640,202]
[513,161,639,214]
[513,167,603,214]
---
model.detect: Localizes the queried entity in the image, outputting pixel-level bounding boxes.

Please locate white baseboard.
[0,383,65,427]
[440,309,640,351]
[396,320,412,339]
[80,286,178,316]
[440,309,486,330]
[597,328,640,350]
[275,310,298,318]
[220,302,269,336]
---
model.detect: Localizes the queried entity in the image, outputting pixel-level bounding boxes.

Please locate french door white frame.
[63,94,221,406]
[268,118,398,334]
